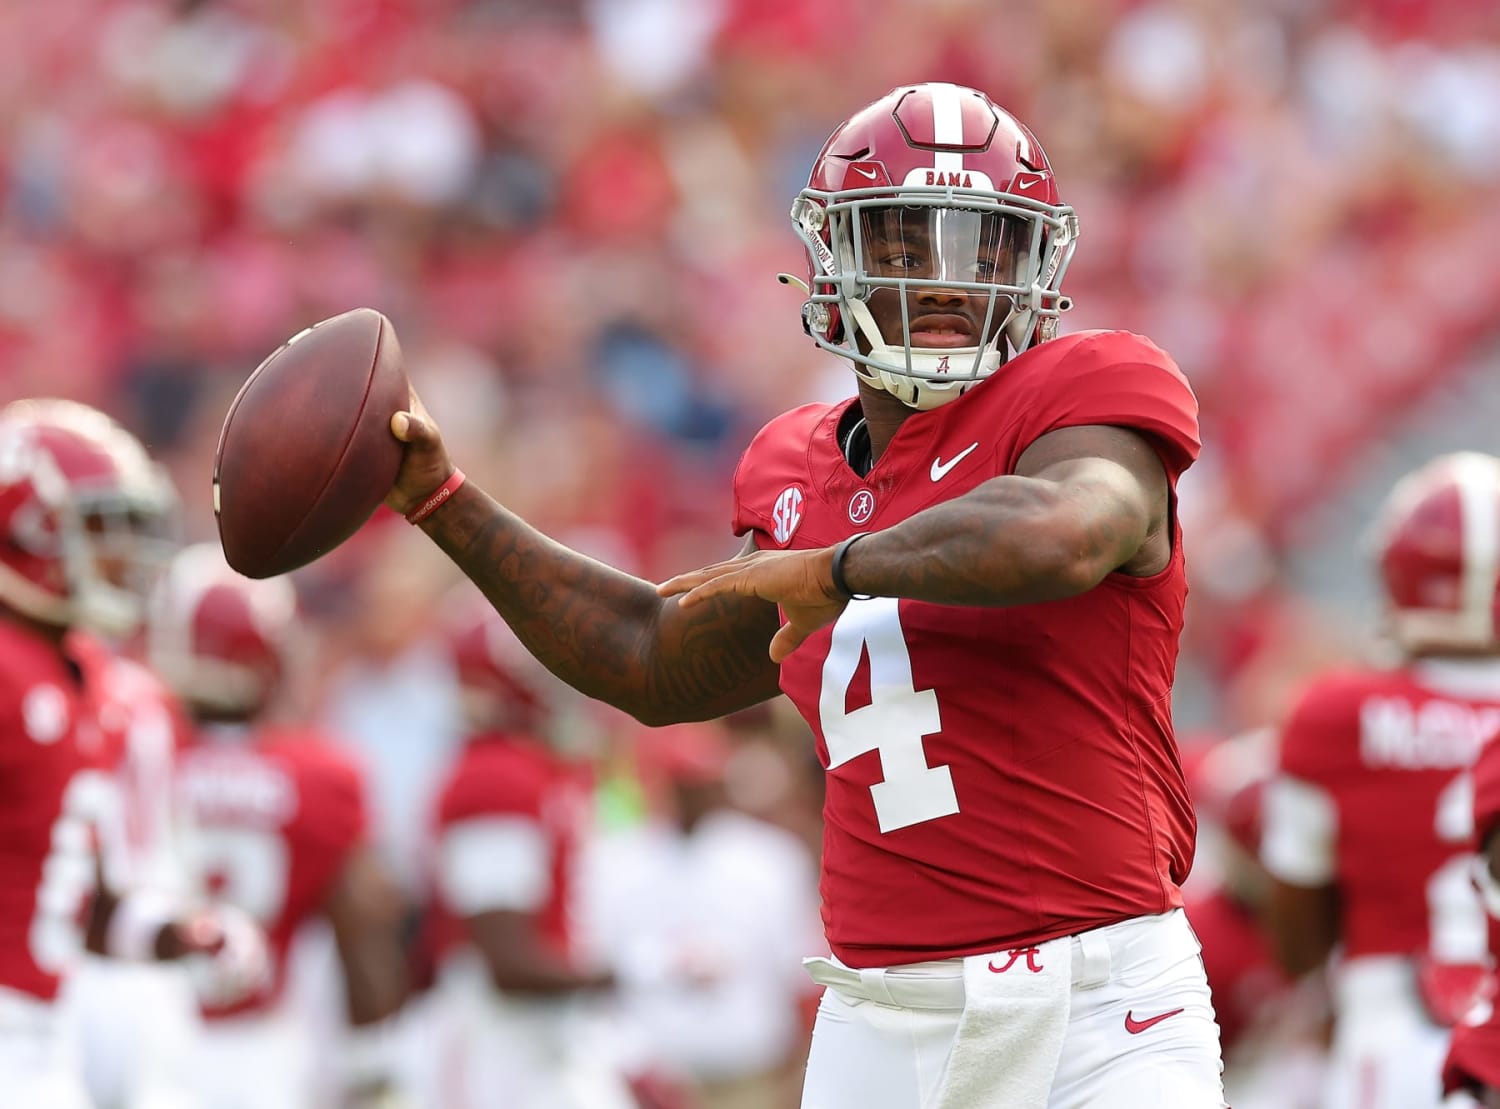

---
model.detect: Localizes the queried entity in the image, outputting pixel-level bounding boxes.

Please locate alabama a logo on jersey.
[848,489,876,526]
[771,485,804,546]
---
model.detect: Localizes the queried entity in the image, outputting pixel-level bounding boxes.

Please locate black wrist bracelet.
[830,532,875,601]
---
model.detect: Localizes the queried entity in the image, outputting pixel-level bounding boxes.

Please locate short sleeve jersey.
[428,733,591,965]
[176,727,369,1017]
[731,330,1202,966]
[1270,668,1500,959]
[0,620,110,1001]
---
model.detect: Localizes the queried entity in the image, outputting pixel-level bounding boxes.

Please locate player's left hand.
[178,903,272,1007]
[658,547,848,663]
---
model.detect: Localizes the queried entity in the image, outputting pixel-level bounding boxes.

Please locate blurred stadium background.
[4,0,1499,1105]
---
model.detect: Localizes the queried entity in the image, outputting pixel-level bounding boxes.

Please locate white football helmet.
[147,543,298,715]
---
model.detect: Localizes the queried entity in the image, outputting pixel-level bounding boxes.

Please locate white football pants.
[1323,957,1452,1109]
[191,1010,314,1109]
[64,956,199,1109]
[800,909,1226,1109]
[0,985,94,1109]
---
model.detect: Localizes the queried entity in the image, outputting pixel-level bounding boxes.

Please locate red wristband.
[406,469,466,525]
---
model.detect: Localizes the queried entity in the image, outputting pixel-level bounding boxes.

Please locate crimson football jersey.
[0,619,112,1001]
[1275,667,1500,960]
[175,726,369,1017]
[1474,723,1500,849]
[732,330,1201,966]
[69,633,188,888]
[1467,710,1500,960]
[428,733,590,964]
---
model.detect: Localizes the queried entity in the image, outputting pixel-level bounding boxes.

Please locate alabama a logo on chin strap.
[771,485,804,546]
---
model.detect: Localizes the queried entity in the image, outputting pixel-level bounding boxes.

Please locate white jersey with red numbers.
[0,619,111,1108]
[175,725,370,1020]
[732,329,1202,968]
[426,732,629,1109]
[1263,660,1500,1109]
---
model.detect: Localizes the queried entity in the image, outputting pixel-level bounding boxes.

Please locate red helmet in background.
[1371,451,1500,654]
[147,543,298,716]
[789,82,1078,410]
[1,398,178,636]
[0,412,149,636]
[442,593,554,735]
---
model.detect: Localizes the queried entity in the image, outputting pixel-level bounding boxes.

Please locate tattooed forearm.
[639,594,785,723]
[421,485,781,723]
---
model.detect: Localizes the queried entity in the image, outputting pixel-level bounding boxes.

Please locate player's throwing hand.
[384,387,457,518]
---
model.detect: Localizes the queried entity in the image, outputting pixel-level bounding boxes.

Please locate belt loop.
[859,967,900,1006]
[1075,929,1111,990]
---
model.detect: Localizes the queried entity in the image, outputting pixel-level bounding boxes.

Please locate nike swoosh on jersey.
[1123,1007,1184,1035]
[930,442,980,481]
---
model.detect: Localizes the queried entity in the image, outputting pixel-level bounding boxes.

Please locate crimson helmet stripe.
[1455,453,1500,625]
[930,82,965,178]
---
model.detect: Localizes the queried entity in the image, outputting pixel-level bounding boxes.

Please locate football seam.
[265,315,388,570]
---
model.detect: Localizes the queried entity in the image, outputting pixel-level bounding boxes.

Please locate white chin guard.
[845,296,1007,411]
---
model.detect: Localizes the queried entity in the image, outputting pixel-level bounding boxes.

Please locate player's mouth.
[908,315,976,347]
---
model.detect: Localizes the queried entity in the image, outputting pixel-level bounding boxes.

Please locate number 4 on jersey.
[818,598,959,832]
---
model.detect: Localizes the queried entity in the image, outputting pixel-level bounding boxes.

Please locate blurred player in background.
[149,544,409,1109]
[0,409,267,1109]
[1262,451,1500,1109]
[586,720,822,1109]
[1,398,207,1109]
[1441,696,1500,1108]
[1184,730,1326,1109]
[1444,1007,1500,1108]
[423,595,633,1109]
[384,81,1222,1107]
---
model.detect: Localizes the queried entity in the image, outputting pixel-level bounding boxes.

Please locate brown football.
[214,307,408,578]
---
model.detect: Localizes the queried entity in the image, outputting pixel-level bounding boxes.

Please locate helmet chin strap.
[843,296,1007,410]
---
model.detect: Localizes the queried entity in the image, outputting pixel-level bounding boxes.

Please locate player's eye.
[879,253,923,271]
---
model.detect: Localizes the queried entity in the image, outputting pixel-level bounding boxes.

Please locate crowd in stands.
[4,4,1499,1101]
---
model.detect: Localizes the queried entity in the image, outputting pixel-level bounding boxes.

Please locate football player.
[1440,633,1500,1109]
[149,544,409,1109]
[424,596,633,1109]
[0,412,266,1109]
[1262,452,1500,1109]
[2,398,208,1109]
[1184,731,1327,1108]
[384,83,1221,1107]
[589,719,824,1108]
